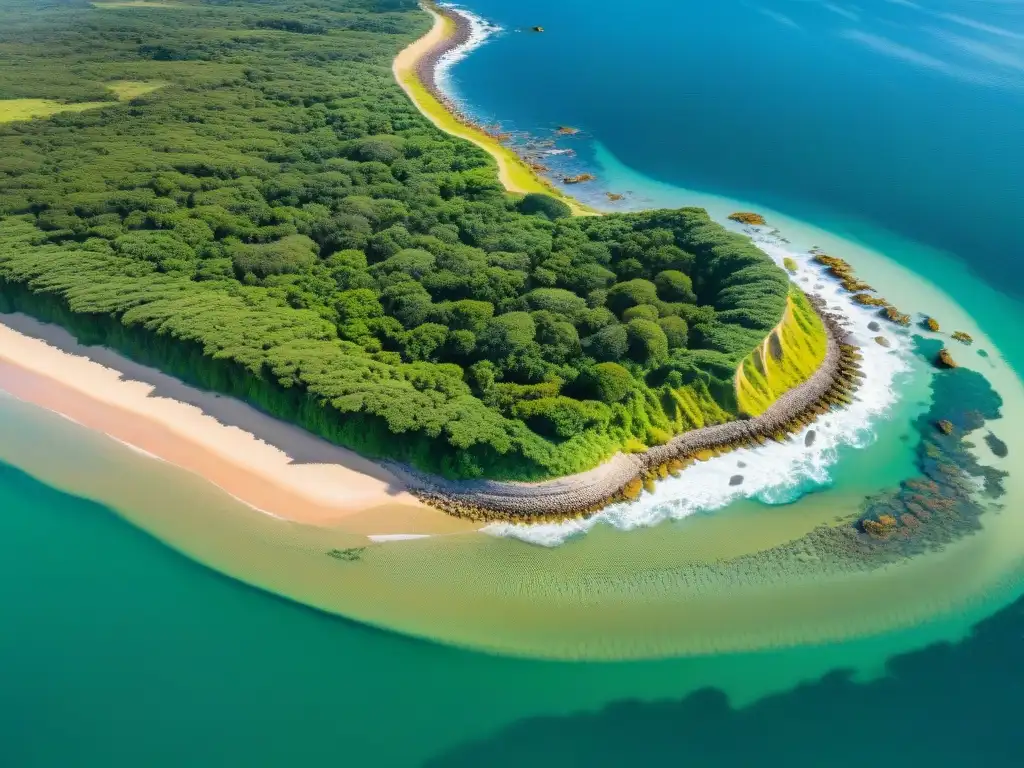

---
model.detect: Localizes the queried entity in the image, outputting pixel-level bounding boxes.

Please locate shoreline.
[391,303,862,522]
[0,313,477,537]
[393,3,592,214]
[0,2,863,530]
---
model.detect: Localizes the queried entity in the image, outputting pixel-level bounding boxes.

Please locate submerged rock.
[936,419,954,435]
[729,475,744,486]
[952,330,974,345]
[874,336,891,348]
[985,432,1008,458]
[562,173,595,184]
[805,429,817,447]
[868,321,881,332]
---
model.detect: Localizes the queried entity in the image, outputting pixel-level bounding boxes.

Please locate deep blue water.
[450,0,1024,300]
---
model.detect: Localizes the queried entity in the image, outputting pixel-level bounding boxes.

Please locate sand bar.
[0,313,476,536]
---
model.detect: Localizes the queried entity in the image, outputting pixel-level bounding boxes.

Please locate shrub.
[516,192,572,220]
[607,279,659,315]
[584,362,634,403]
[655,270,697,303]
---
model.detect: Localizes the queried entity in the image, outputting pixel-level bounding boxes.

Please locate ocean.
[4,0,1024,764]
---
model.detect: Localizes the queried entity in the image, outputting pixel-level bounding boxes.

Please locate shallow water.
[5,0,1024,763]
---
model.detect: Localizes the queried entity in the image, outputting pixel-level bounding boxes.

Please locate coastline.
[0,313,476,537]
[0,2,862,529]
[391,303,861,522]
[393,3,591,215]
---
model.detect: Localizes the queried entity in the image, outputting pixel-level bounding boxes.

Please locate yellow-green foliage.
[0,99,106,123]
[105,80,166,100]
[735,287,828,416]
[0,81,164,125]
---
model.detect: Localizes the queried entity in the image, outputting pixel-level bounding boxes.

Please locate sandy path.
[0,314,475,536]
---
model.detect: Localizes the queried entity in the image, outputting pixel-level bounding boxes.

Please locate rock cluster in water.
[812,252,914,327]
[852,338,1006,557]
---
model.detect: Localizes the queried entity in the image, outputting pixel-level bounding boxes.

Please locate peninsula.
[0,0,853,526]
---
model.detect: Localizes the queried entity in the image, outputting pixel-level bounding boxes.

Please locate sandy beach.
[392,5,527,192]
[0,313,476,536]
[393,3,589,215]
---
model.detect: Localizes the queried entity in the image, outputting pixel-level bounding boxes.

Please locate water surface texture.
[5,0,1024,764]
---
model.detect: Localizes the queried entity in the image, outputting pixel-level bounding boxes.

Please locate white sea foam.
[435,5,503,95]
[367,533,433,543]
[485,230,914,547]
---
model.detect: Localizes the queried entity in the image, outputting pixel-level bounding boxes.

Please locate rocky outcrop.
[388,301,862,523]
[952,330,973,345]
[936,347,958,369]
[562,173,595,184]
[728,212,767,226]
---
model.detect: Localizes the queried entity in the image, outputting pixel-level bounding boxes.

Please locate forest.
[0,0,794,480]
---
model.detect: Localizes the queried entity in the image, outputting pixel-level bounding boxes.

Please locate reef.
[850,338,1006,559]
[555,125,579,135]
[728,212,767,226]
[985,432,1008,458]
[327,547,366,562]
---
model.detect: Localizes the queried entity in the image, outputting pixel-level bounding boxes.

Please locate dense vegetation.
[0,0,793,479]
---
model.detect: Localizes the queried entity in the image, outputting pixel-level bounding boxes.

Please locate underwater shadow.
[427,594,1024,767]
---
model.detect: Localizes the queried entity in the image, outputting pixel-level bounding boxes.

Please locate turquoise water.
[3,441,1022,766]
[5,0,1024,764]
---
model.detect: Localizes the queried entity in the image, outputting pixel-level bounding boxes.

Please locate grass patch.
[735,286,829,416]
[0,80,165,124]
[0,99,108,123]
[106,80,166,100]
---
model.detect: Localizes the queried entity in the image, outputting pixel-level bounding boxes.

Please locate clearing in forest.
[0,80,165,125]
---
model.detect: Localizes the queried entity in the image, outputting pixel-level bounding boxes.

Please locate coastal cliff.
[390,304,860,522]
